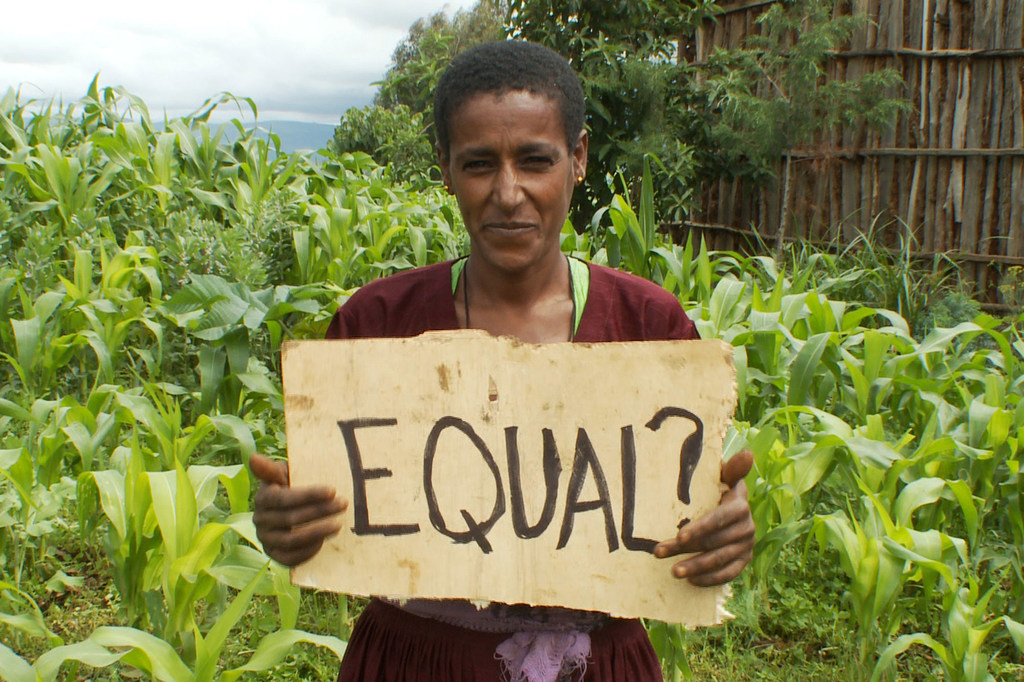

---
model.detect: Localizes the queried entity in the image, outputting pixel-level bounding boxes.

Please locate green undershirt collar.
[450,256,590,336]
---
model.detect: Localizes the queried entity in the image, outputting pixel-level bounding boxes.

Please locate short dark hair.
[433,40,585,158]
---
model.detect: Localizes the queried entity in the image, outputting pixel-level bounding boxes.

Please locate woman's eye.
[523,156,553,167]
[463,160,490,171]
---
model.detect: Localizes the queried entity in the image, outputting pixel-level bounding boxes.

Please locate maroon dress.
[327,259,698,681]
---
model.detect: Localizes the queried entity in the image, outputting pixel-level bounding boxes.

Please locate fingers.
[255,481,345,515]
[269,544,323,568]
[663,508,753,576]
[674,553,751,587]
[253,485,347,529]
[251,453,348,567]
[721,449,753,487]
[250,453,290,486]
[653,480,752,558]
[253,488,346,567]
[654,473,755,587]
[662,512,754,586]
[256,515,344,567]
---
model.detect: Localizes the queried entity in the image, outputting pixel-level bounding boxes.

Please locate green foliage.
[328,1,506,181]
[819,218,962,337]
[0,81,460,678]
[914,288,982,341]
[1001,266,1024,311]
[696,0,908,247]
[588,178,1023,679]
[508,0,714,225]
[703,0,907,173]
[2,78,1022,681]
[375,0,507,115]
[327,105,436,183]
[508,0,906,229]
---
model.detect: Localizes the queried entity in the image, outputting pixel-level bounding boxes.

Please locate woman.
[251,40,755,681]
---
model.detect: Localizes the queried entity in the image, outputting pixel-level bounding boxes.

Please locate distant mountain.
[259,120,337,153]
[221,120,337,155]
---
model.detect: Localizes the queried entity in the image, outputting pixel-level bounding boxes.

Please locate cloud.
[0,0,476,123]
[339,0,467,32]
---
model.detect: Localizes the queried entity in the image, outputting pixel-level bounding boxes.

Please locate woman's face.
[440,90,587,277]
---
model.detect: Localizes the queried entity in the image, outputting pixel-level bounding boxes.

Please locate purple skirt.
[337,599,664,681]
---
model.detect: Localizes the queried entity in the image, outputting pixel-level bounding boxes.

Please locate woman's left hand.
[653,450,755,586]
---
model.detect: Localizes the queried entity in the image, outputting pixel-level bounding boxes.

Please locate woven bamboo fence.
[681,0,1024,307]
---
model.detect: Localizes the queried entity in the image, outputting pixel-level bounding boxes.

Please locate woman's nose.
[493,163,524,211]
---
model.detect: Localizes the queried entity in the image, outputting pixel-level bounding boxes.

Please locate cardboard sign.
[283,331,736,625]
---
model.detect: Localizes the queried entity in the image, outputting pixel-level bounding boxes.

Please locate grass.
[681,544,927,680]
[6,481,1024,679]
[1,525,127,680]
[222,595,344,680]
[2,521,946,681]
[2,82,1022,680]
[10,524,962,681]
[3,523,355,680]
[686,543,1024,680]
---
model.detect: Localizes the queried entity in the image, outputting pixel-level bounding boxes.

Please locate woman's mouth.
[484,222,536,234]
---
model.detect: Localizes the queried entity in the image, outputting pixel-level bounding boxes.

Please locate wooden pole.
[1005,0,1024,259]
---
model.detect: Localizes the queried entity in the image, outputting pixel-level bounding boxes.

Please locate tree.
[507,0,720,225]
[327,104,435,183]
[507,0,905,232]
[700,0,907,246]
[329,1,506,181]
[333,0,905,232]
[376,1,508,116]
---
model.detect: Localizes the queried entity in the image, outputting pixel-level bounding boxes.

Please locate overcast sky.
[1,0,478,124]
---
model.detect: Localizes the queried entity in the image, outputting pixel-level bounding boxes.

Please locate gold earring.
[577,175,584,182]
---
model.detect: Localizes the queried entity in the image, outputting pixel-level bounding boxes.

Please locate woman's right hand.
[250,453,348,567]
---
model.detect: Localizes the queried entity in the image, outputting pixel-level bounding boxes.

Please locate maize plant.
[1,81,1022,680]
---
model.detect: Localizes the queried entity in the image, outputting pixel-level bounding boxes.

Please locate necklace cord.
[462,257,576,342]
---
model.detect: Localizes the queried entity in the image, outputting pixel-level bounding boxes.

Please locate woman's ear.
[572,130,589,181]
[437,144,453,194]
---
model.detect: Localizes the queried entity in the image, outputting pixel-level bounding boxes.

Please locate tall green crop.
[1,80,1022,679]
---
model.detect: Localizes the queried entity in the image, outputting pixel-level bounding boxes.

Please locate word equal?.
[339,407,704,554]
